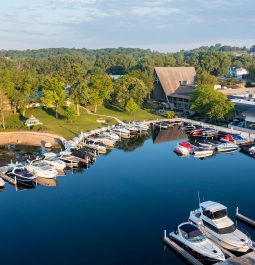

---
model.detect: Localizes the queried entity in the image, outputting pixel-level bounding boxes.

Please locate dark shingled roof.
[155,67,196,96]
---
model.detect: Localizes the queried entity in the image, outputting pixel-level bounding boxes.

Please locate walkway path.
[81,106,124,124]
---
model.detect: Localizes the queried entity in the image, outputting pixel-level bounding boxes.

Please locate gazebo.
[25,115,42,127]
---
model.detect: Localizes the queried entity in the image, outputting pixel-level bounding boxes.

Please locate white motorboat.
[85,139,107,154]
[7,164,36,183]
[124,124,139,135]
[112,126,130,138]
[130,121,149,131]
[27,160,58,179]
[43,153,66,170]
[192,147,214,158]
[98,131,120,141]
[189,201,253,253]
[92,137,116,148]
[215,142,239,153]
[0,177,5,188]
[174,142,193,156]
[169,222,225,262]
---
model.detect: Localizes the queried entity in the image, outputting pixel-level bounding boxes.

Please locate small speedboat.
[112,126,130,138]
[232,134,249,145]
[169,222,225,262]
[192,147,214,158]
[43,153,66,170]
[27,160,58,179]
[7,164,36,183]
[130,121,149,131]
[84,139,107,154]
[220,134,235,142]
[189,201,253,253]
[153,121,169,129]
[215,142,239,152]
[181,125,198,134]
[196,139,215,150]
[174,142,193,156]
[100,131,120,141]
[190,129,204,137]
[240,144,255,157]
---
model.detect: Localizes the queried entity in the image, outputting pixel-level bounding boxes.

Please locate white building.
[229,67,249,80]
[25,115,42,127]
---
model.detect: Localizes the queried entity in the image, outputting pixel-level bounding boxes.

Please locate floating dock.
[236,207,255,227]
[163,230,255,265]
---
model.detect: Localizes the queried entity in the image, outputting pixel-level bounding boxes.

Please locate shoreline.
[0,131,65,147]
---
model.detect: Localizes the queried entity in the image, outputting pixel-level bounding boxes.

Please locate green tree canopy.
[190,85,234,121]
[89,73,114,112]
[70,80,89,116]
[197,71,218,86]
[41,77,66,118]
[112,75,147,109]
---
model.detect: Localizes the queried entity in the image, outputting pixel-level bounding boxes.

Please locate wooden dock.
[163,230,255,265]
[163,231,203,265]
[0,166,17,185]
[236,207,255,227]
[214,251,255,265]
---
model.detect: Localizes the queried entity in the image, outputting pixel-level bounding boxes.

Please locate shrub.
[165,111,175,119]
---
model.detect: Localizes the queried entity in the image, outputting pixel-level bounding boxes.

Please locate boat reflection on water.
[37,177,58,187]
[152,126,186,144]
[116,133,150,152]
[15,181,37,192]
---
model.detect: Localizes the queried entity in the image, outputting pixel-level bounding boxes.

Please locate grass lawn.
[24,107,116,140]
[87,104,163,122]
[2,103,163,140]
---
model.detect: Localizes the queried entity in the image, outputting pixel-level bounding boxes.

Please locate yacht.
[43,153,66,170]
[27,160,58,179]
[189,201,253,253]
[7,164,36,183]
[169,222,225,262]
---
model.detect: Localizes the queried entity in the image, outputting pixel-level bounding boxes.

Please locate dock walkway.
[164,230,255,265]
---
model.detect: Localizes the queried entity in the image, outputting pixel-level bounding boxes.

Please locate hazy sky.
[0,0,254,52]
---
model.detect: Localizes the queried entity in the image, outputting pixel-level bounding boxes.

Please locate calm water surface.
[0,128,254,265]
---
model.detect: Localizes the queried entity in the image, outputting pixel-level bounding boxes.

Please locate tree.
[89,73,114,113]
[197,71,218,86]
[190,85,234,121]
[125,98,139,115]
[70,80,89,116]
[112,75,147,109]
[41,77,65,118]
[64,105,76,123]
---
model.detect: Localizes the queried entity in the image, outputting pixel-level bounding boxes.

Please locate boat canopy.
[200,201,227,213]
[179,223,202,238]
[180,142,193,149]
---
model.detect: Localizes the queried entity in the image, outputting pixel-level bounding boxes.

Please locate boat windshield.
[180,224,206,242]
[213,209,227,219]
[217,224,236,234]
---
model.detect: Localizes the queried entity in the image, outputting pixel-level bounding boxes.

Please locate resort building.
[152,67,196,112]
[229,67,249,80]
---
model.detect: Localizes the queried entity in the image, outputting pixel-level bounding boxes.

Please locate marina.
[0,120,255,265]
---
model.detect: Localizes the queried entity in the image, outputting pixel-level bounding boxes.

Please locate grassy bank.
[2,104,162,140]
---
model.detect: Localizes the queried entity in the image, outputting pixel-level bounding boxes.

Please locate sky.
[0,0,254,52]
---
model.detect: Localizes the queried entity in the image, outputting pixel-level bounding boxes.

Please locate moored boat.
[7,164,36,184]
[0,177,5,188]
[189,201,253,253]
[192,147,214,158]
[169,222,225,262]
[27,160,58,179]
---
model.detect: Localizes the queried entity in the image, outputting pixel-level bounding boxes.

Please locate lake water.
[0,127,254,265]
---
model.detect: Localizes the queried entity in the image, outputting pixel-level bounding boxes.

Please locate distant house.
[109,74,122,80]
[229,67,249,80]
[152,67,196,111]
[25,115,42,127]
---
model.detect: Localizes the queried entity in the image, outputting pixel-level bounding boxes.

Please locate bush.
[64,106,76,123]
[165,111,175,119]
